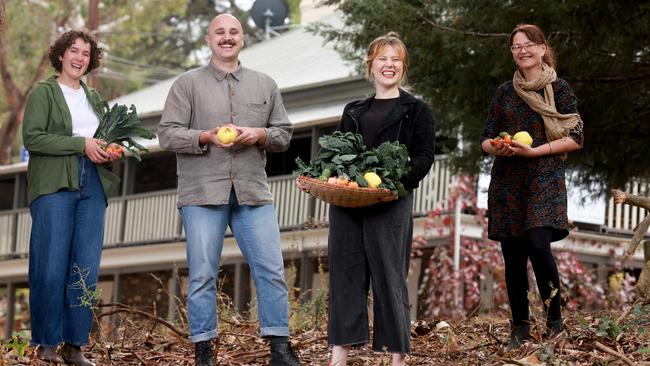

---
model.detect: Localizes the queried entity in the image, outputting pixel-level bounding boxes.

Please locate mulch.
[3,305,649,365]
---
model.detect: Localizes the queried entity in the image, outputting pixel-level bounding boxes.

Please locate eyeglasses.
[510,42,540,53]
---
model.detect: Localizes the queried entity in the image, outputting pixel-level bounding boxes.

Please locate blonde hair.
[365,32,409,84]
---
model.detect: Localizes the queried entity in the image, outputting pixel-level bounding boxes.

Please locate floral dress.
[480,78,584,242]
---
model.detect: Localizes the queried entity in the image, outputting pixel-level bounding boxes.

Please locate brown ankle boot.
[36,346,65,364]
[62,344,95,366]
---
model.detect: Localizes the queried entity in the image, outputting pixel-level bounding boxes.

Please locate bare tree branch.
[567,73,650,84]
[612,189,650,255]
[415,10,508,38]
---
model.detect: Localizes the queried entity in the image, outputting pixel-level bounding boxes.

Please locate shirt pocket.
[246,102,271,127]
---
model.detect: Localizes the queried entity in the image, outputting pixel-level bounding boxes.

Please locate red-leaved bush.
[414,175,637,319]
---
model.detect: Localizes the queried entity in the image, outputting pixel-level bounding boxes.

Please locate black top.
[338,89,436,191]
[360,97,399,148]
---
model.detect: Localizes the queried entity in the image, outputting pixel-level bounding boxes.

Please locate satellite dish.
[250,0,289,29]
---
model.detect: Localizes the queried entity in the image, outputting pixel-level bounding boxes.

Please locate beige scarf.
[512,64,581,158]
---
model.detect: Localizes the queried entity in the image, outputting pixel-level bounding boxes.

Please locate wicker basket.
[297,176,397,208]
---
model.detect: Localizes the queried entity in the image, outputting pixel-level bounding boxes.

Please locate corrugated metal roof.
[110,13,358,117]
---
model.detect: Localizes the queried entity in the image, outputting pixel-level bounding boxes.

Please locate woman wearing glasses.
[480,24,583,350]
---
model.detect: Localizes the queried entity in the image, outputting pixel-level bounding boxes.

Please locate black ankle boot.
[269,342,301,366]
[505,324,530,351]
[195,340,214,366]
[36,346,65,364]
[546,319,565,338]
[62,344,95,366]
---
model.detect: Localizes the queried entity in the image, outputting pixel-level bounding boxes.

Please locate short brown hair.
[509,24,555,68]
[48,30,103,74]
[365,32,409,84]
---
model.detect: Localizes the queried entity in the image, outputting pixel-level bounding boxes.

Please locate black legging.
[500,227,562,326]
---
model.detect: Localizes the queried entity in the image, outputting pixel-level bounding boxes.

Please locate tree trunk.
[0,109,24,164]
[639,243,650,303]
[0,3,70,164]
[0,1,5,34]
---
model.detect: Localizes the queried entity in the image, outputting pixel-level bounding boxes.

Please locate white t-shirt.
[58,83,100,138]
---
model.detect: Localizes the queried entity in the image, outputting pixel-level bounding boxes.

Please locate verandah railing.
[3,157,645,259]
[0,158,450,258]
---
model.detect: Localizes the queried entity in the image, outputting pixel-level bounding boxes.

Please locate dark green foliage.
[314,0,650,191]
[295,131,409,195]
[94,102,155,161]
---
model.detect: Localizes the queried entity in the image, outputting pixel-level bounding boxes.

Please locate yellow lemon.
[216,126,238,144]
[363,172,382,188]
[513,131,533,146]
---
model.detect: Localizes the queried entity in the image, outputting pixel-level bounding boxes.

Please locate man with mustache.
[158,14,300,366]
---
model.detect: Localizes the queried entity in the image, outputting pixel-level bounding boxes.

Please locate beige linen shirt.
[158,63,292,207]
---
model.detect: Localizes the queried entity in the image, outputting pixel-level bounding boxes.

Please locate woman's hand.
[485,139,515,157]
[295,177,309,193]
[508,141,538,157]
[84,138,109,163]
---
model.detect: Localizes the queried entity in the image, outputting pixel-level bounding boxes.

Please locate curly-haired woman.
[23,29,121,365]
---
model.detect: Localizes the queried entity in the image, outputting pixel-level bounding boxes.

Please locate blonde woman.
[327,32,436,366]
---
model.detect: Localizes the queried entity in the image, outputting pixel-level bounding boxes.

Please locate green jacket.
[22,75,120,205]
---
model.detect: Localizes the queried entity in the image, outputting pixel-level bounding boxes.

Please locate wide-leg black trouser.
[327,194,413,353]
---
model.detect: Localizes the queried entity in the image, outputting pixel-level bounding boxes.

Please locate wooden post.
[167,268,178,322]
[299,253,314,303]
[87,0,100,88]
[4,283,15,340]
[479,265,494,314]
[645,241,650,262]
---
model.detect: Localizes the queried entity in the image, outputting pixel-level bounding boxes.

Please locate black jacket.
[338,89,436,191]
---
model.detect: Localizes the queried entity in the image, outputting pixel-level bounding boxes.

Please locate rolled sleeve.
[259,85,292,152]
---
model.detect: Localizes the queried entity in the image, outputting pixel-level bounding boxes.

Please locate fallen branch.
[130,350,146,365]
[611,189,650,255]
[593,341,637,366]
[97,303,189,338]
[616,304,634,324]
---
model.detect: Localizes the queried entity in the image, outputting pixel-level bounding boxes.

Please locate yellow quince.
[513,131,533,146]
[216,126,238,144]
[363,172,382,188]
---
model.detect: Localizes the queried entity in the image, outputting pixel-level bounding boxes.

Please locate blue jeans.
[180,189,289,343]
[29,157,106,347]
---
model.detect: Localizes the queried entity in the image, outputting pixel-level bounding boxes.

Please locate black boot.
[546,319,565,338]
[195,340,214,366]
[505,324,530,351]
[36,346,65,364]
[62,344,95,366]
[269,342,301,366]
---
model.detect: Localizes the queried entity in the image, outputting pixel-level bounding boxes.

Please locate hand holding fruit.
[488,132,514,157]
[200,124,238,148]
[234,126,266,146]
[84,137,109,164]
[489,131,534,157]
[104,143,125,161]
[217,126,238,145]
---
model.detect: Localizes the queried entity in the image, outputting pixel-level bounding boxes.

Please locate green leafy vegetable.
[93,102,155,161]
[295,131,410,195]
